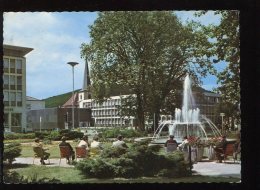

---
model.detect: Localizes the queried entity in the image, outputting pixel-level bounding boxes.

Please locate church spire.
[82,58,91,90]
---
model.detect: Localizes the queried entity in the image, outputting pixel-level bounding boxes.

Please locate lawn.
[6,164,240,183]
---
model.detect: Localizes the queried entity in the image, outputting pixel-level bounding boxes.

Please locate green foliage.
[35,131,50,139]
[46,131,61,141]
[101,128,147,138]
[100,147,128,158]
[59,129,84,140]
[81,11,213,130]
[76,142,190,178]
[4,143,22,164]
[76,158,117,178]
[3,170,61,183]
[43,89,81,108]
[4,133,35,140]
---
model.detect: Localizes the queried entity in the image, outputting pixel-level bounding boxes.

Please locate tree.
[196,11,240,127]
[81,11,214,130]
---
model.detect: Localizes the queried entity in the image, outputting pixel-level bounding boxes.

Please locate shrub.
[59,130,84,140]
[76,141,191,179]
[46,131,62,141]
[101,128,147,139]
[4,133,35,140]
[35,131,50,139]
[76,158,116,178]
[3,143,22,164]
[100,147,128,158]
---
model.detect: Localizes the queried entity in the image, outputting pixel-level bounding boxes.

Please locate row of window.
[95,118,126,125]
[4,58,23,74]
[92,110,119,117]
[4,91,23,107]
[3,75,23,90]
[83,99,122,108]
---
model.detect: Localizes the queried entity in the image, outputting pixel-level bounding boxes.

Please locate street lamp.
[67,62,79,130]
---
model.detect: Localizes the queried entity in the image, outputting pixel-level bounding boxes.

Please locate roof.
[62,92,79,108]
[26,96,44,101]
[4,44,33,57]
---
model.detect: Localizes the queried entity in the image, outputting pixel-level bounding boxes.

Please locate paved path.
[192,160,241,178]
[12,157,241,178]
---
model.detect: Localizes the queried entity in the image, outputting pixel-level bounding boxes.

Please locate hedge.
[4,143,22,164]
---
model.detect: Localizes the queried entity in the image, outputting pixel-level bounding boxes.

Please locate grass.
[16,140,119,158]
[6,165,240,183]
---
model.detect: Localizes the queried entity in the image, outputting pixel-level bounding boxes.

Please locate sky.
[3,11,225,100]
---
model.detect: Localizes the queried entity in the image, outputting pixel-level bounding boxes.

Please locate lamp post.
[220,113,225,135]
[67,62,79,130]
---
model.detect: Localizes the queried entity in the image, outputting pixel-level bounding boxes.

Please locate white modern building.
[26,96,45,111]
[3,44,33,132]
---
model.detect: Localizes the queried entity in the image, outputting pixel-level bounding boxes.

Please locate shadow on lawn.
[3,163,31,169]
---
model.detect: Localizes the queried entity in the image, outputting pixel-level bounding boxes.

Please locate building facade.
[3,44,33,132]
[78,95,135,127]
[27,107,92,131]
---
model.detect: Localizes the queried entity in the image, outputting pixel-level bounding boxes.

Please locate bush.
[35,131,50,139]
[101,128,147,139]
[76,142,191,179]
[4,133,35,140]
[3,143,22,164]
[76,158,116,178]
[100,147,128,158]
[59,129,84,140]
[46,131,62,141]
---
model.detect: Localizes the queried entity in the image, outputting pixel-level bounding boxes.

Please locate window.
[10,76,15,90]
[4,91,9,106]
[10,92,16,106]
[16,59,22,74]
[4,58,9,73]
[10,59,15,73]
[11,113,21,126]
[3,75,9,89]
[4,113,9,127]
[16,92,22,107]
[17,76,22,90]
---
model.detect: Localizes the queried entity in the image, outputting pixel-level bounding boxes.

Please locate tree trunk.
[136,93,145,131]
[154,110,160,131]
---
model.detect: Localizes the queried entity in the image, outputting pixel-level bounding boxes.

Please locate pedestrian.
[165,135,178,152]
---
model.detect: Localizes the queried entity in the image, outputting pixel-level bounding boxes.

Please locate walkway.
[12,157,241,178]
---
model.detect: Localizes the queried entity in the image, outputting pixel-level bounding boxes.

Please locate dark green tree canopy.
[81,11,214,130]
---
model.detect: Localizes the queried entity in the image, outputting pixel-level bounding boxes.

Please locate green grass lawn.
[6,164,240,183]
[15,140,117,158]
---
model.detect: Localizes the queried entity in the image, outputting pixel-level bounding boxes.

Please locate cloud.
[3,12,95,99]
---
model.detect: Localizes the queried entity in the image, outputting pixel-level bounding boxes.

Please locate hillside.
[43,89,81,108]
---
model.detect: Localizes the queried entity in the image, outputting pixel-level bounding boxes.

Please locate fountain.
[150,75,222,145]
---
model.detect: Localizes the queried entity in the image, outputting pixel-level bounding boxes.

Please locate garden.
[3,128,240,183]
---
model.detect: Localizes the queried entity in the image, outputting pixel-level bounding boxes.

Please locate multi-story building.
[3,44,33,132]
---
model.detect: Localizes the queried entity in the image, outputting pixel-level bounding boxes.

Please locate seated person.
[214,135,228,163]
[32,138,50,165]
[178,136,189,162]
[59,136,75,161]
[78,135,90,150]
[112,135,128,149]
[165,135,177,152]
[90,135,103,157]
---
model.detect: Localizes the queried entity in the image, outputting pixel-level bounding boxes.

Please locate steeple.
[80,58,91,100]
[82,58,91,90]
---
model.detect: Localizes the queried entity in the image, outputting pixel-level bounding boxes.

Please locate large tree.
[196,11,240,127]
[81,11,214,130]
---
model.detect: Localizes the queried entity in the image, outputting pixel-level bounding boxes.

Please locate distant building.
[26,96,45,111]
[27,107,92,131]
[3,44,33,132]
